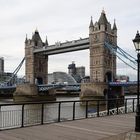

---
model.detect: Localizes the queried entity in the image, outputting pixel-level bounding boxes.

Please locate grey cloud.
[0,0,140,79]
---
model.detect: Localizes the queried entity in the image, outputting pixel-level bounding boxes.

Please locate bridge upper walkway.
[33,37,89,55]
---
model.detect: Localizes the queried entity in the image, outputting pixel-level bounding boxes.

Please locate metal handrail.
[0,98,137,130]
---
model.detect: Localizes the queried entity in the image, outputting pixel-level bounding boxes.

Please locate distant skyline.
[0,0,140,80]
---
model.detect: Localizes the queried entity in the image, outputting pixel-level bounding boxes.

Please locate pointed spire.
[35,27,38,33]
[113,19,117,30]
[32,29,42,42]
[102,7,105,14]
[45,36,48,46]
[25,34,28,43]
[89,16,94,27]
[98,9,108,25]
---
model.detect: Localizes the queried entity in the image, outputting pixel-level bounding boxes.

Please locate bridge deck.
[0,113,139,140]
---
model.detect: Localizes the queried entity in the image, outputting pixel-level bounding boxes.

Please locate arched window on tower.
[39,60,43,72]
[105,71,112,82]
[35,41,38,46]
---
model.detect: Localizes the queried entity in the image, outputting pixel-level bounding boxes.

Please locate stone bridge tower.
[81,10,117,100]
[89,10,117,83]
[25,30,48,84]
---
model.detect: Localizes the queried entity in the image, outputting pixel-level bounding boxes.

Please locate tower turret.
[98,10,108,31]
[89,16,94,34]
[31,29,43,48]
[45,36,49,46]
[112,19,117,36]
[25,34,28,44]
[112,19,117,30]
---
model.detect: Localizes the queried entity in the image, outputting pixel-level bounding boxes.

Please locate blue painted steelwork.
[109,81,137,87]
[0,84,81,92]
[0,85,16,89]
[38,83,81,92]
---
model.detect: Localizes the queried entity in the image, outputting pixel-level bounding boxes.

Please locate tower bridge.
[25,10,117,87]
[6,10,136,101]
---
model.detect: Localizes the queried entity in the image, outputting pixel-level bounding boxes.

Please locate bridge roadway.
[0,113,139,140]
[0,83,81,92]
[0,81,138,91]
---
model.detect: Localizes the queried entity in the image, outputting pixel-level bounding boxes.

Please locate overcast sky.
[0,0,140,80]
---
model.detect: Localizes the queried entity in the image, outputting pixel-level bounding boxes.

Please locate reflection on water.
[0,95,136,104]
[0,99,14,104]
[125,95,136,99]
[57,96,80,101]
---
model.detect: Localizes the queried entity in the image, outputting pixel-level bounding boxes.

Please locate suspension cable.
[104,42,137,70]
[105,42,136,65]
[7,57,25,85]
[117,45,136,60]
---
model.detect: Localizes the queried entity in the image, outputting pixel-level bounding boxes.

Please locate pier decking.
[0,113,139,140]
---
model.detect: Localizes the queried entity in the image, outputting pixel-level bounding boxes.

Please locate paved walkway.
[0,113,140,140]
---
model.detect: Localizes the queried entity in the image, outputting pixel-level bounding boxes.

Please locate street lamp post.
[133,31,140,132]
